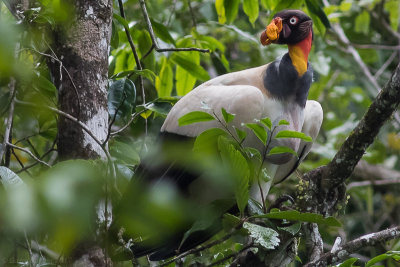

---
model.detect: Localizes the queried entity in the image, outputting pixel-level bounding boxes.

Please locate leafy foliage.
[1,0,400,266]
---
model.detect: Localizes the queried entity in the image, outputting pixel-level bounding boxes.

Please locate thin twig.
[160,231,237,266]
[351,43,400,50]
[103,92,128,146]
[138,0,209,53]
[16,140,57,174]
[210,243,254,267]
[14,100,117,182]
[374,51,398,80]
[347,179,400,190]
[187,0,197,28]
[110,109,147,136]
[7,142,51,167]
[0,78,16,165]
[24,46,82,119]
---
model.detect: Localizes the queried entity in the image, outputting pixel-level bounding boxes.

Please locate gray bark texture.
[51,0,112,160]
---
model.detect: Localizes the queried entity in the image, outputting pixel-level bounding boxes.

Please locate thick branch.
[304,226,400,267]
[322,63,400,188]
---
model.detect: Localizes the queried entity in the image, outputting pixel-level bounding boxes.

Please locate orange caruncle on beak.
[260,17,282,46]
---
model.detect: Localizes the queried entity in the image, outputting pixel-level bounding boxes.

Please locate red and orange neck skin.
[288,31,312,76]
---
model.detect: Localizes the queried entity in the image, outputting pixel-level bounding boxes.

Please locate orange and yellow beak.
[260,17,283,46]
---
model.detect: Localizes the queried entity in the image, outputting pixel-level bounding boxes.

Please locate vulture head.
[260,9,313,46]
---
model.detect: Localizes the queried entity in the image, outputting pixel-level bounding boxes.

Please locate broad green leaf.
[268,146,297,157]
[355,10,370,35]
[245,123,267,145]
[113,13,129,30]
[145,101,173,117]
[215,0,226,24]
[243,222,280,249]
[111,21,119,49]
[34,74,57,93]
[155,58,173,97]
[0,167,24,190]
[243,147,261,161]
[150,19,176,45]
[278,222,301,235]
[273,0,304,14]
[218,136,250,214]
[221,107,235,124]
[224,0,240,24]
[234,127,247,142]
[110,141,140,166]
[366,251,400,267]
[170,53,210,81]
[275,130,312,142]
[195,34,226,52]
[243,0,259,25]
[338,258,359,267]
[222,213,241,231]
[255,210,342,227]
[384,0,399,31]
[305,0,331,29]
[260,117,272,129]
[176,52,199,96]
[194,128,228,154]
[278,119,290,126]
[178,111,215,126]
[108,78,136,119]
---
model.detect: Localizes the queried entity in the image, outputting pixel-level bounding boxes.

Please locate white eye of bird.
[289,16,298,25]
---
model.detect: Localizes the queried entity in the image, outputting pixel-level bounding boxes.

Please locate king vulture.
[125,9,323,261]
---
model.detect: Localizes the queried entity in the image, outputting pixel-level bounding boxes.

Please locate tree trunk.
[51,0,112,160]
[48,1,113,265]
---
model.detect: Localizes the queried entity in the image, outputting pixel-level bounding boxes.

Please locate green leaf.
[215,0,226,24]
[113,69,156,83]
[384,0,399,31]
[275,130,312,142]
[260,117,272,129]
[243,0,259,25]
[194,128,228,154]
[268,146,297,157]
[113,13,129,31]
[243,222,280,249]
[108,78,136,119]
[234,127,247,142]
[150,19,176,45]
[0,167,24,190]
[255,210,342,227]
[245,123,267,145]
[176,52,199,96]
[355,10,370,35]
[305,0,331,29]
[366,251,400,267]
[278,222,301,235]
[178,111,216,126]
[110,141,140,166]
[145,101,173,117]
[111,21,119,49]
[243,147,261,161]
[278,119,290,126]
[222,213,241,231]
[218,136,250,214]
[170,53,210,81]
[155,57,173,97]
[194,34,226,52]
[338,257,359,267]
[224,0,240,24]
[221,108,235,124]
